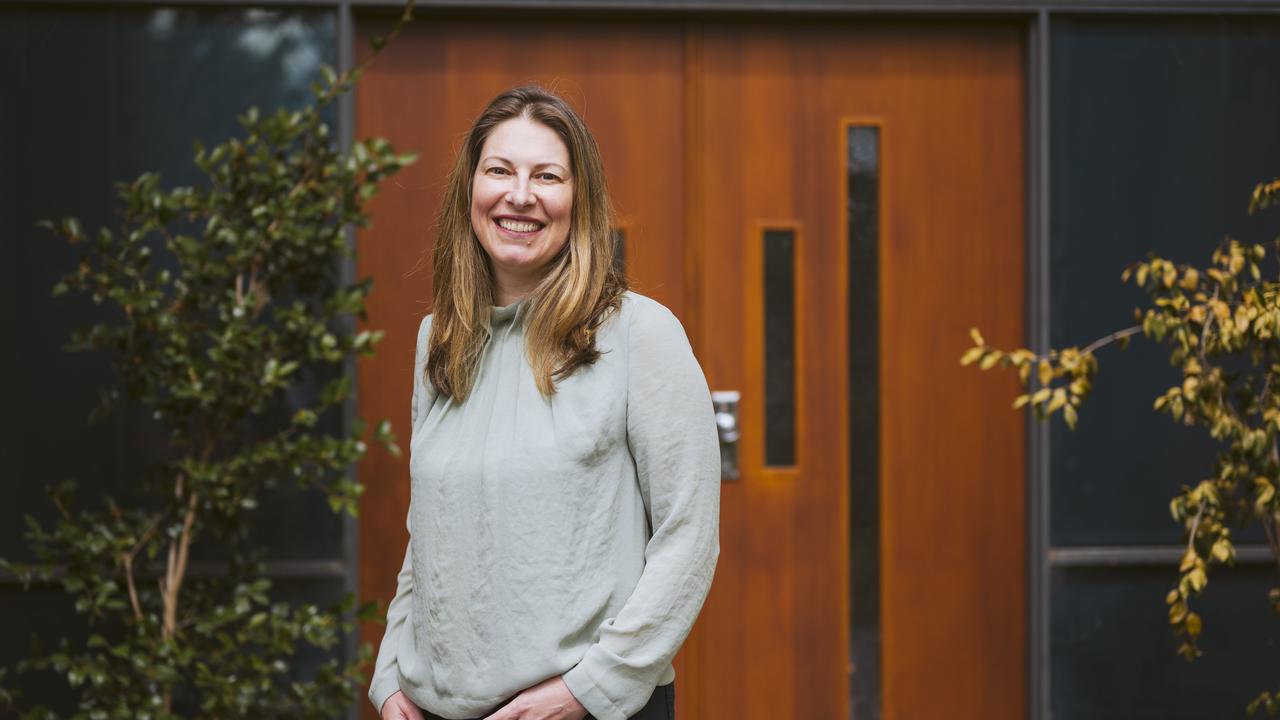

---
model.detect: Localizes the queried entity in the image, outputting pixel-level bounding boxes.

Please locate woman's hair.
[427,84,627,401]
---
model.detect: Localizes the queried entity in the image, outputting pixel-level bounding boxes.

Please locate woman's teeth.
[497,218,542,233]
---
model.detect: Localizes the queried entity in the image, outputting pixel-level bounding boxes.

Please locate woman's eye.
[486,167,509,175]
[537,172,562,182]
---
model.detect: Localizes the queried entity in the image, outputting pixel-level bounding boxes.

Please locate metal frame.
[336,5,361,720]
[6,2,1277,719]
[1027,10,1052,720]
[11,0,1280,10]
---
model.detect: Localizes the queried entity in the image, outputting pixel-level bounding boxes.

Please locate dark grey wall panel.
[0,6,339,565]
[1050,565,1279,719]
[1049,16,1280,548]
[0,6,343,709]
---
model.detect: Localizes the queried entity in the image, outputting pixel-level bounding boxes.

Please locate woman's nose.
[506,176,535,207]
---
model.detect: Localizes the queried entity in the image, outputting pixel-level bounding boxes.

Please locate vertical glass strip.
[848,124,882,720]
[763,228,796,467]
[611,227,626,276]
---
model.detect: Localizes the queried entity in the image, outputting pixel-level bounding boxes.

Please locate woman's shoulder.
[616,291,690,344]
[415,313,433,364]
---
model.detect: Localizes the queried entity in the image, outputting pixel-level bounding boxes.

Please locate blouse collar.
[490,298,528,328]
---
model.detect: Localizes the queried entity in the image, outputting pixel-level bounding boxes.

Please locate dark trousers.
[420,682,675,720]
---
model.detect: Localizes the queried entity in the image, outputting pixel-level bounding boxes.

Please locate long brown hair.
[427,85,627,401]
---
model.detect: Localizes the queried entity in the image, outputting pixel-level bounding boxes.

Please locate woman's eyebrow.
[480,155,567,172]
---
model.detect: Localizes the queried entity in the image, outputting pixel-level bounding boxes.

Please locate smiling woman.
[369,86,720,720]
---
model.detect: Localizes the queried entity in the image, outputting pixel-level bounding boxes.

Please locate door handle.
[712,390,740,481]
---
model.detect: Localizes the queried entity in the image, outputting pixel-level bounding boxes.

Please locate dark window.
[848,124,882,720]
[763,228,796,467]
[1048,16,1280,719]
[0,6,338,711]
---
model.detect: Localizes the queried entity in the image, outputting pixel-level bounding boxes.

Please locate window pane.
[848,124,882,719]
[1051,564,1278,719]
[764,228,796,466]
[0,7,339,566]
[1049,16,1280,546]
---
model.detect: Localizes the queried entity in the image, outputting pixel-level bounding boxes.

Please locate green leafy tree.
[0,7,418,717]
[963,179,1280,715]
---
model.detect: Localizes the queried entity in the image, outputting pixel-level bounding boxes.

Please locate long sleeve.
[368,315,434,714]
[561,301,721,720]
[369,536,413,713]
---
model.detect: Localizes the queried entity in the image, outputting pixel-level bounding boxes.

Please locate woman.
[369,85,720,720]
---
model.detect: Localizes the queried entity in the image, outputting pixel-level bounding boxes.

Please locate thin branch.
[1081,325,1144,357]
[119,515,161,623]
[1199,286,1220,366]
[1186,498,1208,559]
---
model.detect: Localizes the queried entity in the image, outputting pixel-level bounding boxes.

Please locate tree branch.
[119,515,161,623]
[1081,325,1144,357]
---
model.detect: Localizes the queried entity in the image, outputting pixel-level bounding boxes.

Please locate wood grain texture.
[693,19,1026,720]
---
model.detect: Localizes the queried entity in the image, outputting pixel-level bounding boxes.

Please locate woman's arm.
[561,299,721,720]
[369,314,435,713]
[370,537,415,714]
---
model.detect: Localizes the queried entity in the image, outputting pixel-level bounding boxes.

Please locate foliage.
[0,7,418,717]
[962,178,1280,715]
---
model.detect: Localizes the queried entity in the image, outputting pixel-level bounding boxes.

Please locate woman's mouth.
[495,217,544,236]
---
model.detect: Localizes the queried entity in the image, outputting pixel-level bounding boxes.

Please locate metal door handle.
[712,390,740,480]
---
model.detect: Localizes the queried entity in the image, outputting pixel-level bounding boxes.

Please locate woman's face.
[470,116,574,299]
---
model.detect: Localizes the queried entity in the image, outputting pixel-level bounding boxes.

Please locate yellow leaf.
[1012,394,1031,409]
[1187,567,1207,593]
[1163,266,1177,288]
[969,327,985,347]
[960,347,984,366]
[1211,538,1233,563]
[1180,549,1198,572]
[1185,611,1202,637]
[1037,360,1053,386]
[1137,265,1149,287]
[1165,589,1180,605]
[1063,403,1078,430]
[1180,268,1199,290]
[979,351,1002,370]
[1018,363,1031,383]
[1047,388,1068,414]
[1031,388,1051,404]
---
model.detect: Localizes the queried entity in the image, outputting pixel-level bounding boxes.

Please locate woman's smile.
[493,214,546,238]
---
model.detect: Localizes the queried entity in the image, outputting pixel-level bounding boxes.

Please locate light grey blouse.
[368,291,720,720]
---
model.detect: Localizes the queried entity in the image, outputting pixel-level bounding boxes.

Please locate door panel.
[357,15,1025,720]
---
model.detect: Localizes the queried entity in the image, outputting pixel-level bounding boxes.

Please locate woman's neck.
[492,272,539,307]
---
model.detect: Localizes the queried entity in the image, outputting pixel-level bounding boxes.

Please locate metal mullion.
[7,0,1280,14]
[1049,545,1277,566]
[1027,8,1051,720]
[0,560,348,585]
[336,3,362,719]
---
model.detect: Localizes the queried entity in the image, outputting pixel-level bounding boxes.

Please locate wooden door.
[688,20,1026,720]
[356,14,1025,720]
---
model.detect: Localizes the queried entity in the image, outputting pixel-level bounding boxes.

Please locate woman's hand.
[481,676,589,720]
[381,690,427,720]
